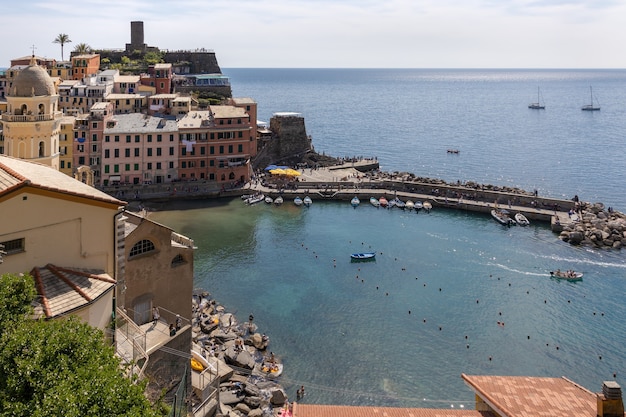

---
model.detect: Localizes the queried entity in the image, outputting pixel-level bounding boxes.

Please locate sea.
[149,69,626,408]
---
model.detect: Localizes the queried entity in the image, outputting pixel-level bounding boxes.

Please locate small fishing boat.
[550,270,583,281]
[422,201,432,212]
[264,196,273,204]
[405,200,414,210]
[350,252,376,261]
[274,195,284,206]
[379,196,388,208]
[303,196,312,207]
[294,196,303,206]
[414,201,423,211]
[391,197,405,209]
[246,193,265,205]
[370,197,380,208]
[351,196,360,208]
[514,212,530,226]
[491,209,515,226]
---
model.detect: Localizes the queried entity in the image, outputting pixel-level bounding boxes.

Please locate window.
[78,157,85,165]
[170,134,174,142]
[92,122,98,129]
[169,147,174,156]
[147,162,152,169]
[1,238,25,255]
[92,134,98,141]
[156,162,162,169]
[125,164,130,171]
[135,135,140,143]
[114,164,119,173]
[134,163,139,171]
[126,135,131,143]
[147,148,152,157]
[105,135,110,142]
[169,161,174,169]
[147,135,152,142]
[129,239,156,258]
[92,144,97,152]
[200,147,206,155]
[181,161,187,168]
[157,134,162,142]
[104,165,110,173]
[114,149,119,158]
[238,144,243,152]
[228,145,233,153]
[219,146,224,154]
[135,148,140,157]
[104,149,110,158]
[114,135,120,142]
[125,149,130,157]
[210,146,214,155]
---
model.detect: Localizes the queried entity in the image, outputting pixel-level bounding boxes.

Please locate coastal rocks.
[558,202,626,248]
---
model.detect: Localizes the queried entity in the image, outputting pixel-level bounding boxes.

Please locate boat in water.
[414,201,423,211]
[528,87,546,109]
[303,196,312,207]
[391,197,405,209]
[265,196,273,204]
[246,193,265,205]
[581,86,600,111]
[274,195,284,206]
[491,209,515,226]
[422,201,432,212]
[379,196,388,208]
[350,252,376,261]
[405,200,414,210]
[515,212,530,226]
[351,196,360,208]
[294,196,303,206]
[370,197,380,208]
[550,270,583,281]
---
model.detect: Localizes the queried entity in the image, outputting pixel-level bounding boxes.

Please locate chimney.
[597,381,624,417]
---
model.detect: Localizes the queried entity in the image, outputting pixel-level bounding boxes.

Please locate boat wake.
[487,263,547,276]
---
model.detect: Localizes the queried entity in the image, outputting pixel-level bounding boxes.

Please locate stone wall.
[269,115,312,161]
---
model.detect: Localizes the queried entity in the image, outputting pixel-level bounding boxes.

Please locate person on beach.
[297,385,305,400]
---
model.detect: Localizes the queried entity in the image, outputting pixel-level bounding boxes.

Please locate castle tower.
[126,21,146,53]
[1,55,62,169]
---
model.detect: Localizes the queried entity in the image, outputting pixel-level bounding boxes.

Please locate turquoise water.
[150,69,626,407]
[150,199,626,407]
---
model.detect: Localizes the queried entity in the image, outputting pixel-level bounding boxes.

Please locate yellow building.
[59,115,75,176]
[0,55,62,169]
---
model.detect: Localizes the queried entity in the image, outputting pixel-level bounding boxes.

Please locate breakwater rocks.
[556,202,626,249]
[192,291,291,417]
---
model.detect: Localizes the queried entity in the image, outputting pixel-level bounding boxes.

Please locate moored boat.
[274,195,284,205]
[351,196,360,208]
[370,197,380,208]
[294,196,303,206]
[379,196,388,208]
[246,193,265,205]
[391,197,405,209]
[422,201,432,212]
[515,212,530,226]
[491,209,514,226]
[414,201,423,211]
[350,252,376,261]
[405,200,414,210]
[303,196,312,207]
[265,196,273,204]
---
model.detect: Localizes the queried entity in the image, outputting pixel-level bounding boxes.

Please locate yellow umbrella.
[269,168,287,175]
[283,168,301,177]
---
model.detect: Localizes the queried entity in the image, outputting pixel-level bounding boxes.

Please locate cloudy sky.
[2,0,626,68]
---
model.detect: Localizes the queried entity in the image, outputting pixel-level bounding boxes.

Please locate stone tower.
[126,21,146,53]
[1,55,62,169]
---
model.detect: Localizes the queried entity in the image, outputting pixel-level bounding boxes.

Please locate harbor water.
[149,69,626,407]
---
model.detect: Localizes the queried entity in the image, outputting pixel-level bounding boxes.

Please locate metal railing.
[115,307,149,381]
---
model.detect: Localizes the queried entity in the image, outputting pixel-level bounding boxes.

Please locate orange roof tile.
[461,374,598,417]
[292,403,493,417]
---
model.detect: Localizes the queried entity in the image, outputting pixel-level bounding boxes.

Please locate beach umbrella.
[283,168,301,177]
[269,168,287,175]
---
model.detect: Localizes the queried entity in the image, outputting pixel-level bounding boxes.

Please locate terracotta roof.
[0,155,124,206]
[292,403,493,417]
[461,374,598,417]
[31,264,115,319]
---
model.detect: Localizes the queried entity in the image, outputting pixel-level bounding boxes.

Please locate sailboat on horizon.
[528,87,545,109]
[581,86,600,111]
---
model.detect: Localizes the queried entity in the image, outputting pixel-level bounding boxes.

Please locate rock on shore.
[558,202,626,248]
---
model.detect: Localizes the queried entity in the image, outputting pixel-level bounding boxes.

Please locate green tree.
[0,273,160,417]
[52,33,72,61]
[73,43,93,55]
[0,273,35,328]
[143,51,164,65]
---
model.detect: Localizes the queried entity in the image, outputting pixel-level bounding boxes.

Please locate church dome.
[10,57,56,97]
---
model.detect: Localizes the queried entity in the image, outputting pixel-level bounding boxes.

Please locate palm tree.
[53,33,72,61]
[73,43,93,55]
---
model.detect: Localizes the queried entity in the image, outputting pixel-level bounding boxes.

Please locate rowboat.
[391,197,405,209]
[422,201,432,212]
[265,196,273,204]
[350,252,376,261]
[414,201,423,211]
[379,197,388,208]
[294,196,303,206]
[351,196,360,208]
[274,196,284,206]
[303,196,312,207]
[514,212,530,226]
[405,200,415,210]
[370,197,380,208]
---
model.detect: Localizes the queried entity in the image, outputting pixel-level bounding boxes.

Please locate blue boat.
[350,252,376,261]
[351,196,360,208]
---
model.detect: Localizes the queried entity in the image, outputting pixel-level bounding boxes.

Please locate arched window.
[20,104,27,115]
[38,141,45,157]
[38,103,45,114]
[129,239,156,258]
[229,172,235,180]
[171,254,186,267]
[221,174,226,181]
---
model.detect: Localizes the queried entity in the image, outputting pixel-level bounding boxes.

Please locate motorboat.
[265,196,273,204]
[405,200,415,210]
[370,197,380,208]
[351,196,360,208]
[391,197,405,209]
[274,196,284,206]
[550,270,583,281]
[414,201,423,211]
[491,209,515,226]
[350,252,376,261]
[515,212,530,226]
[379,196,388,208]
[303,196,312,207]
[246,193,265,205]
[422,201,432,212]
[294,196,303,206]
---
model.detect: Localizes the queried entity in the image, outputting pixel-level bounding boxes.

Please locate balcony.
[1,112,62,122]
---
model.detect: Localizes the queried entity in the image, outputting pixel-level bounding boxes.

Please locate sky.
[2,0,626,69]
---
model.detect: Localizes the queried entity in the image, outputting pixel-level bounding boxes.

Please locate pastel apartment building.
[101,113,178,185]
[140,63,173,95]
[71,54,100,80]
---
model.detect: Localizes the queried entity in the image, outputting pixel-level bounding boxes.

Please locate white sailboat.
[581,86,600,111]
[528,87,545,109]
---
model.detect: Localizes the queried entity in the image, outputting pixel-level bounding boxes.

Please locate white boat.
[550,270,583,281]
[581,86,600,111]
[422,201,432,212]
[191,349,211,373]
[274,195,284,206]
[351,252,376,261]
[391,197,405,209]
[491,209,515,226]
[264,196,273,204]
[303,196,312,207]
[528,87,545,109]
[294,196,303,206]
[515,212,530,226]
[246,193,265,205]
[370,197,380,208]
[405,200,414,210]
[414,201,423,211]
[351,196,360,208]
